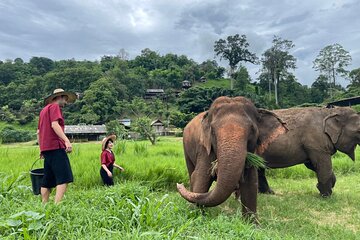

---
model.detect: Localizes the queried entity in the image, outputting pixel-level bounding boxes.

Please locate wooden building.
[151,119,165,135]
[326,96,360,108]
[65,125,107,141]
[144,89,165,99]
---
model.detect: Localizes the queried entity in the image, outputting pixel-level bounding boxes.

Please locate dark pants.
[42,149,73,188]
[100,164,114,186]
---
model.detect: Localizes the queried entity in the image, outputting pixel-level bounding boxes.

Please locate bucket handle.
[30,158,42,171]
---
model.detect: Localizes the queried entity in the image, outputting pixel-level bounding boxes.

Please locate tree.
[106,120,128,139]
[349,68,360,88]
[214,34,258,90]
[310,75,330,103]
[233,66,251,91]
[118,97,167,144]
[313,43,352,97]
[261,36,296,106]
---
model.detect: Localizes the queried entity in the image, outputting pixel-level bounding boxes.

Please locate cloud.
[0,0,359,87]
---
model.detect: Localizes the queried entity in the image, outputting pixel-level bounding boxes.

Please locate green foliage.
[214,34,258,70]
[106,120,128,139]
[313,43,352,88]
[178,87,267,114]
[246,152,266,169]
[133,117,157,145]
[0,126,35,143]
[233,66,252,91]
[260,36,297,106]
[168,111,195,129]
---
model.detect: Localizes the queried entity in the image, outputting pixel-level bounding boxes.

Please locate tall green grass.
[0,139,359,239]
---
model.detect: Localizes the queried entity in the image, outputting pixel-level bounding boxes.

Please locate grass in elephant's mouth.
[0,140,359,239]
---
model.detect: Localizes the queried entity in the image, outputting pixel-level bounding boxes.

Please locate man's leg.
[41,187,51,203]
[54,183,68,204]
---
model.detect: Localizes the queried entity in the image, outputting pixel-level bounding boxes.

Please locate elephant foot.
[243,212,260,226]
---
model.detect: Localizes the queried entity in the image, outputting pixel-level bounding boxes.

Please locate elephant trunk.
[177,126,247,207]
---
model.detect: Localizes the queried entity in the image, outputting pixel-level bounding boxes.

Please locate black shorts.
[42,149,73,188]
[100,164,114,186]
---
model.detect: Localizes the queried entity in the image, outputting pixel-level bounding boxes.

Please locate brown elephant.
[176,96,287,219]
[258,107,360,197]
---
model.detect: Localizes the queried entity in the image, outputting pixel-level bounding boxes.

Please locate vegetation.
[0,140,359,239]
[0,35,358,136]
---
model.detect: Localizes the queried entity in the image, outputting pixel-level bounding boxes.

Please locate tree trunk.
[230,67,234,90]
[268,72,272,101]
[274,70,279,106]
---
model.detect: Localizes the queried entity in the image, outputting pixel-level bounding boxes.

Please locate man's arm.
[51,121,72,153]
[36,129,40,145]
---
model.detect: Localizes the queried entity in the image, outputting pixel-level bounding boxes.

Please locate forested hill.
[0,48,359,128]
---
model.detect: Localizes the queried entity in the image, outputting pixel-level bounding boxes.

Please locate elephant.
[176,96,287,220]
[257,107,360,197]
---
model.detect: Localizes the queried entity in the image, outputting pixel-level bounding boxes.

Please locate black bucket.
[29,159,44,195]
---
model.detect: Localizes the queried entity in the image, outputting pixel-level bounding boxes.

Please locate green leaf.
[28,221,44,231]
[6,219,22,227]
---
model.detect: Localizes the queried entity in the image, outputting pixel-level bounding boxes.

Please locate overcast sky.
[0,0,359,86]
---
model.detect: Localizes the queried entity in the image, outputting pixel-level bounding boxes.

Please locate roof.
[151,119,164,126]
[65,125,107,134]
[146,89,164,94]
[326,96,360,108]
[119,119,131,127]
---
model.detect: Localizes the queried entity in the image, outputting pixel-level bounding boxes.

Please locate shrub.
[0,126,35,143]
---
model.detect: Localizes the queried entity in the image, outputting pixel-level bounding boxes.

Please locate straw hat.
[102,135,116,151]
[44,88,77,105]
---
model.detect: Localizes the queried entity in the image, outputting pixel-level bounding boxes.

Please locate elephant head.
[177,96,286,207]
[324,107,360,160]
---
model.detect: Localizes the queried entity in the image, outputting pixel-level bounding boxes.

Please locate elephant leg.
[239,166,258,222]
[190,152,213,193]
[309,152,335,197]
[304,161,316,172]
[258,168,275,194]
[184,152,195,182]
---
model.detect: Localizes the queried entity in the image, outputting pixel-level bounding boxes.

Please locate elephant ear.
[323,113,342,145]
[256,109,288,154]
[200,112,212,156]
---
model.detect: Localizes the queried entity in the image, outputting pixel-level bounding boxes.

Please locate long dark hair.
[105,139,113,149]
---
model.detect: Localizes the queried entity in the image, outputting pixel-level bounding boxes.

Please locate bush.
[0,126,35,143]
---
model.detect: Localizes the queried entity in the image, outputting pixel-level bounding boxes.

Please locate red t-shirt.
[101,150,115,167]
[38,103,66,152]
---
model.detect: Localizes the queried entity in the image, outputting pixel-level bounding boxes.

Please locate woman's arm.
[101,164,113,177]
[113,163,124,171]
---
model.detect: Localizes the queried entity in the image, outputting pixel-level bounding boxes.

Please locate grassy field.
[0,138,359,239]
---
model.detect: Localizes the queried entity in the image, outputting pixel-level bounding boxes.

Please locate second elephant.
[258,107,360,197]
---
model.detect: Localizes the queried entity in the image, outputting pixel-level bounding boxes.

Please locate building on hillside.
[65,125,106,142]
[200,76,207,82]
[182,80,191,89]
[144,89,165,100]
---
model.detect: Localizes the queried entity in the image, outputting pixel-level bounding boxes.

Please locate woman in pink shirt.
[100,135,124,186]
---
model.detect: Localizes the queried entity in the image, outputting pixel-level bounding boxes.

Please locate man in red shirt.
[37,88,77,204]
